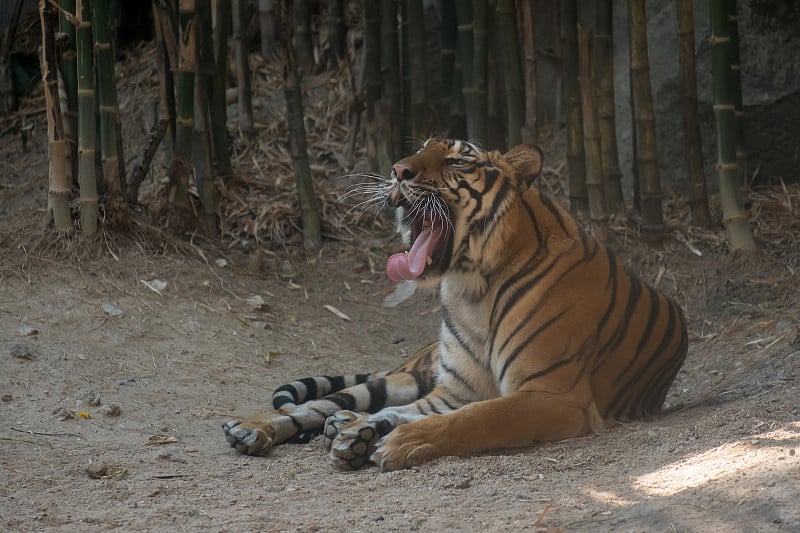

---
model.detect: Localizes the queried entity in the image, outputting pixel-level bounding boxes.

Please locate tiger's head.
[385,139,543,284]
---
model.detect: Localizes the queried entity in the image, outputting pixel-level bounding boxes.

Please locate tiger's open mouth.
[386,210,453,282]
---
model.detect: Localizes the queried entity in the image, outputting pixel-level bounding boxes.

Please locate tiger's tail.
[271,372,390,409]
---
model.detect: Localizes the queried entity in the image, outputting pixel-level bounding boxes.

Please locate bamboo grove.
[34,0,756,252]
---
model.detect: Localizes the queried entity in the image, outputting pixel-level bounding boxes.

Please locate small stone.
[102,404,122,417]
[102,303,124,317]
[87,463,109,479]
[16,326,38,336]
[790,449,796,456]
[53,407,76,420]
[10,344,34,360]
[1,394,12,402]
[83,392,102,406]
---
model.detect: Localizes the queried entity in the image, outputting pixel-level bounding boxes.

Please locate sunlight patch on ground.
[583,487,639,507]
[634,423,800,497]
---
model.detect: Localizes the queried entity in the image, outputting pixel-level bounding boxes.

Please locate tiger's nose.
[391,163,416,182]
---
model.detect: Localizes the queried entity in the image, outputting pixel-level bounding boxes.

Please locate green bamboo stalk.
[59,0,78,185]
[92,0,126,202]
[594,0,623,212]
[710,0,755,251]
[212,0,232,179]
[406,0,428,140]
[578,26,608,239]
[561,0,587,213]
[471,0,488,142]
[170,0,196,206]
[520,0,537,144]
[676,0,711,227]
[381,0,401,161]
[232,0,255,137]
[496,0,523,148]
[76,0,97,235]
[629,0,663,230]
[286,62,321,251]
[40,0,71,230]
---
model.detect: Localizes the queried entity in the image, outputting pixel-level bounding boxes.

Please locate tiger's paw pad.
[322,410,361,450]
[222,418,275,456]
[326,414,380,470]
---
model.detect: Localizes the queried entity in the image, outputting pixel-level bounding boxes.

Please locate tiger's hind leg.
[223,343,437,456]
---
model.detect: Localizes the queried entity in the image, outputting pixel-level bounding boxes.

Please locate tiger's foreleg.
[326,380,476,469]
[223,369,432,456]
[372,384,605,471]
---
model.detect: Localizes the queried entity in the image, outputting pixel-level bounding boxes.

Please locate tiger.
[223,139,689,472]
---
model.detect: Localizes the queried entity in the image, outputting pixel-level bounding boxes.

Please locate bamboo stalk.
[710,0,755,251]
[561,0,587,213]
[406,0,428,140]
[152,1,177,164]
[285,62,321,251]
[211,0,232,179]
[195,0,218,229]
[594,0,623,213]
[470,0,488,142]
[628,0,663,230]
[76,0,97,235]
[258,0,275,59]
[324,0,345,69]
[381,0,401,161]
[40,0,71,230]
[170,0,196,206]
[232,0,255,137]
[0,0,25,113]
[92,0,126,202]
[456,3,474,141]
[363,0,380,124]
[293,0,314,72]
[59,0,78,185]
[676,0,711,227]
[519,0,537,144]
[578,26,608,239]
[725,0,746,191]
[440,0,456,126]
[497,0,523,148]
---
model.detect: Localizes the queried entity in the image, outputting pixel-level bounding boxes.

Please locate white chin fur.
[395,206,412,246]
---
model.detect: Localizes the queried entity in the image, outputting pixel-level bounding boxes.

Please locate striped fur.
[223,139,689,471]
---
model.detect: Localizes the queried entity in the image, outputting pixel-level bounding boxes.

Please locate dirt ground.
[2,49,800,533]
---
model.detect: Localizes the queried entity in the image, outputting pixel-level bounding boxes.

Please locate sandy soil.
[1,217,799,532]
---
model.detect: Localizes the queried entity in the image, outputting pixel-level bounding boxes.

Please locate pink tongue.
[386,226,443,282]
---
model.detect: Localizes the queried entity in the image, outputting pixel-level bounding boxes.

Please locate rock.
[10,343,34,360]
[102,404,122,417]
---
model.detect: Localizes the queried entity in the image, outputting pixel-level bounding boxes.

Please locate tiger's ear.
[504,144,543,188]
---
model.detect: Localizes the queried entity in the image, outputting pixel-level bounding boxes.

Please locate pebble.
[10,343,34,360]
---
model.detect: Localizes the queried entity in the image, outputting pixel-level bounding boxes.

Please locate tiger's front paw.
[326,411,380,470]
[372,422,442,472]
[222,417,276,456]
